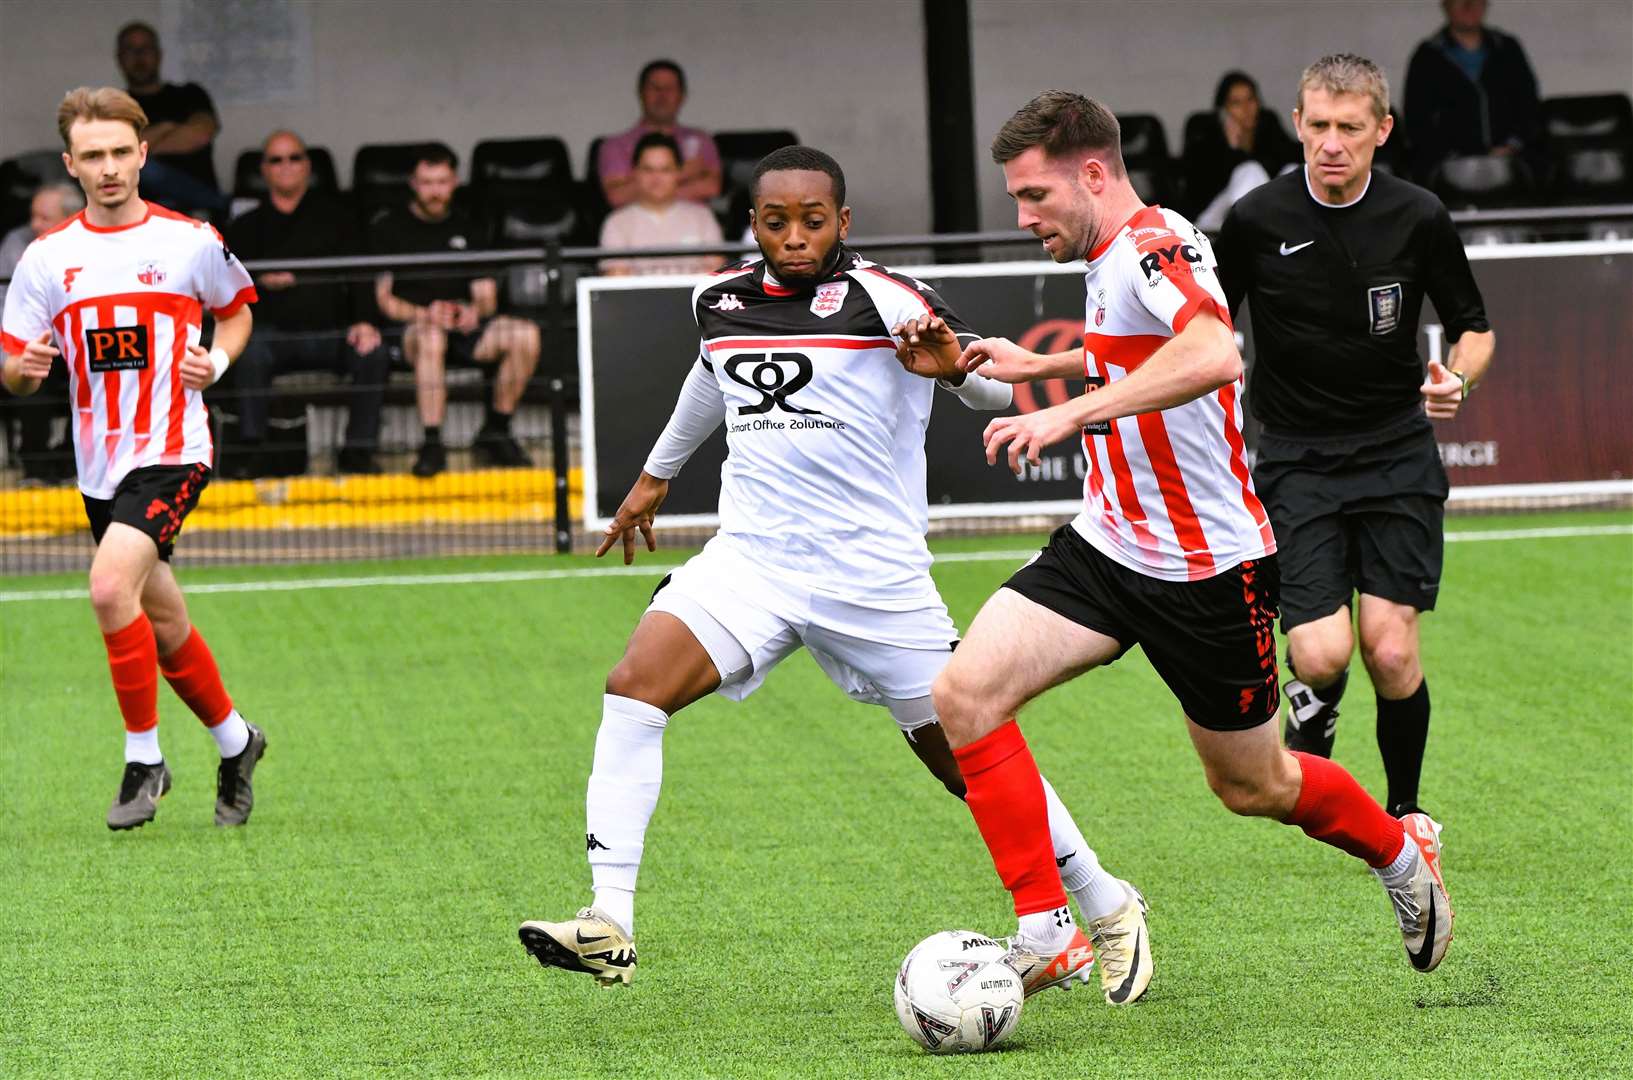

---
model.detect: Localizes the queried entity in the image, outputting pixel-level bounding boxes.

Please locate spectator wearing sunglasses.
[220,130,389,475]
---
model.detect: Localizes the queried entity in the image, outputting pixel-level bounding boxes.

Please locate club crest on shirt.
[136,261,167,286]
[811,281,848,318]
[1094,288,1107,326]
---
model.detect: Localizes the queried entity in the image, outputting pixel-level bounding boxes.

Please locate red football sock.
[1284,750,1406,867]
[103,613,158,733]
[158,626,234,727]
[952,720,1067,916]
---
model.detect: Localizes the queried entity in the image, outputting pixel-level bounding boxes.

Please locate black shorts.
[83,463,211,562]
[1254,413,1447,631]
[1003,525,1280,731]
[444,322,493,366]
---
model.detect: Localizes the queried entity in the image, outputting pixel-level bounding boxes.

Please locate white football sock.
[584,694,668,937]
[124,727,162,765]
[1017,905,1076,953]
[1376,830,1419,888]
[1041,777,1127,920]
[207,709,250,757]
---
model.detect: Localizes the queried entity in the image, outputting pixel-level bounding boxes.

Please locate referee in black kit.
[1217,54,1494,822]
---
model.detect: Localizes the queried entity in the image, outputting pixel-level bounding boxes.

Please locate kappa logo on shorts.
[1368,282,1403,335]
[811,281,848,318]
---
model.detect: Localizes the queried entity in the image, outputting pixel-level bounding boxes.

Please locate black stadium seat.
[232,146,339,199]
[1542,93,1633,205]
[472,137,579,246]
[711,129,798,235]
[352,141,455,228]
[1432,153,1536,210]
[1115,114,1177,206]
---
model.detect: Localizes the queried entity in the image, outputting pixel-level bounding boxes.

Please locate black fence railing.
[2,213,1630,575]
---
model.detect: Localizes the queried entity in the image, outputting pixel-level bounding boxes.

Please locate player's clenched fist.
[1419,359,1465,420]
[14,330,58,377]
[957,336,1038,383]
[178,344,219,391]
[597,470,670,564]
[983,405,1082,476]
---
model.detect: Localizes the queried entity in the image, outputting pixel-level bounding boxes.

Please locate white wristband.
[207,347,231,385]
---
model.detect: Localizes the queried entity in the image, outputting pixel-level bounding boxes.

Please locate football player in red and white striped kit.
[934,92,1452,985]
[1,88,265,830]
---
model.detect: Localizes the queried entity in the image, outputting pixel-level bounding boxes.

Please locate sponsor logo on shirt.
[1137,242,1201,286]
[85,325,150,372]
[811,281,848,318]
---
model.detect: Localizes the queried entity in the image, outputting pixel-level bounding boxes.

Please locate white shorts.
[646,536,958,731]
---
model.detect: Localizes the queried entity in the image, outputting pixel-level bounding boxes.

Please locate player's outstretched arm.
[980,308,1241,475]
[956,337,1080,383]
[596,472,670,564]
[1,331,57,397]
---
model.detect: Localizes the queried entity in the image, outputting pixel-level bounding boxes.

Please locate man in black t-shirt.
[1218,54,1495,821]
[372,147,540,478]
[222,130,390,476]
[115,21,226,216]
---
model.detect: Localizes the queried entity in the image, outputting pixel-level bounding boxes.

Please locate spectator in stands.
[1404,0,1541,184]
[597,60,722,210]
[599,134,725,275]
[115,21,228,217]
[0,182,82,483]
[1183,71,1301,230]
[372,146,540,478]
[221,130,390,476]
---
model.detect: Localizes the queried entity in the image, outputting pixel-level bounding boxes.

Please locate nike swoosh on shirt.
[1409,893,1439,970]
[1279,240,1315,255]
[1109,927,1145,1003]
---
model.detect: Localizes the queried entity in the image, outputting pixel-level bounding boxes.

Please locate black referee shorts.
[1002,525,1281,731]
[83,463,211,562]
[1253,414,1448,631]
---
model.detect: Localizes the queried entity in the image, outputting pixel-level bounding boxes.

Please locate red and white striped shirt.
[1,204,255,498]
[1073,205,1274,581]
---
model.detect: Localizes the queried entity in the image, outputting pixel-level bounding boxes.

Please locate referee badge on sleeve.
[1367,282,1403,335]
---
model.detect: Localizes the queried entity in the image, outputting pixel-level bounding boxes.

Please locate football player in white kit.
[520,147,1152,1004]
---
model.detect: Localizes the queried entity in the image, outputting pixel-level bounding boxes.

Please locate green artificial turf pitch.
[2,512,1630,1078]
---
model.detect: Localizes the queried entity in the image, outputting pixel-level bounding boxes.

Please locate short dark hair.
[990,90,1123,174]
[1213,71,1260,110]
[633,132,682,167]
[415,143,458,173]
[639,59,686,94]
[116,21,157,49]
[750,145,844,208]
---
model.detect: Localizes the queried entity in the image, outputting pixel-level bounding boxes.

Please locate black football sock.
[1376,678,1430,817]
[423,425,442,446]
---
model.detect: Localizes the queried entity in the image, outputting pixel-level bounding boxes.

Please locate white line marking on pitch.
[1,523,1627,603]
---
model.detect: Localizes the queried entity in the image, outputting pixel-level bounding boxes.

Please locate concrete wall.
[2,0,1629,238]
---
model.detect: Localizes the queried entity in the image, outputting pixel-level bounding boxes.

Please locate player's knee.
[515,320,541,358]
[604,659,673,712]
[1205,768,1286,818]
[1291,638,1351,686]
[87,567,136,621]
[1360,636,1418,690]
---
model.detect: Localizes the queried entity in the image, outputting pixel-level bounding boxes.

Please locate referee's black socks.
[1377,679,1430,818]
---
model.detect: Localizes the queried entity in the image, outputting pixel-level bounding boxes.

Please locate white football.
[893,930,1024,1054]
